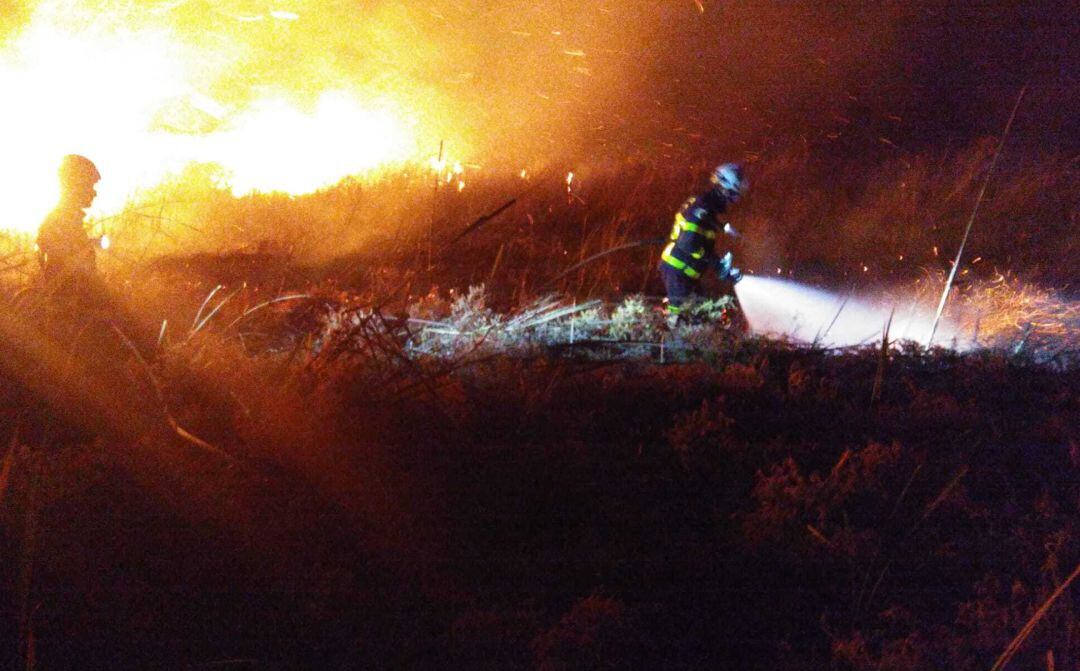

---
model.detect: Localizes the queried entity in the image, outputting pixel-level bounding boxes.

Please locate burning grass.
[0,143,1077,667]
[2,144,1076,326]
[950,272,1080,355]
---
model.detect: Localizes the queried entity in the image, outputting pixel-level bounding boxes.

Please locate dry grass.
[4,141,1074,303]
[0,141,1076,668]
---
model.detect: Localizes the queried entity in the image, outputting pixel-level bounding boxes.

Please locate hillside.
[1,268,1077,668]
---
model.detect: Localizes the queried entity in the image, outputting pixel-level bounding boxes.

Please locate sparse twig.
[856,464,968,618]
[918,465,969,526]
[446,197,520,248]
[990,562,1080,671]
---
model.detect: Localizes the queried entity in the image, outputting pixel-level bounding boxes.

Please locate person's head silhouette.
[57,154,100,211]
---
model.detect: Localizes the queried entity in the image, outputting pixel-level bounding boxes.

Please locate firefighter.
[659,162,746,327]
[35,155,160,360]
[37,154,103,299]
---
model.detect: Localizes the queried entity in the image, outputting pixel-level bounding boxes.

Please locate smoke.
[735,275,968,349]
[2,0,1073,250]
[0,1,945,160]
[5,0,1072,170]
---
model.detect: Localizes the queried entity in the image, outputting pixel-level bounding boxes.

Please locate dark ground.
[0,285,1076,668]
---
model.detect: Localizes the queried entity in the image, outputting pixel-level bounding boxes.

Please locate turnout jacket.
[37,206,96,278]
[661,188,729,279]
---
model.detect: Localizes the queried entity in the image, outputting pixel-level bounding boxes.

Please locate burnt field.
[1,149,1078,669]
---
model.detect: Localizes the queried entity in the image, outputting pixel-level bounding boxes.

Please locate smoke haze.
[3,0,1074,166]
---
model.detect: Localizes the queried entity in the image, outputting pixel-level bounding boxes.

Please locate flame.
[199,93,413,196]
[0,2,444,235]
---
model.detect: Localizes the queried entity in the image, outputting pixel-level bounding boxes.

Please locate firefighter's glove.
[715,252,734,280]
[714,252,743,284]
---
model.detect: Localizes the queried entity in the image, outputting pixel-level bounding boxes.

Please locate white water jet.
[734,276,966,349]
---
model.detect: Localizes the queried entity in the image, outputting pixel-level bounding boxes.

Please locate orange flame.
[0,2,457,235]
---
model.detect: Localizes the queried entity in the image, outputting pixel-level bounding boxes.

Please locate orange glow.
[0,2,462,235]
[198,93,413,196]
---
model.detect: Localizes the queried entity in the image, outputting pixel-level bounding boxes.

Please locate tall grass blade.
[111,324,234,461]
[224,294,311,330]
[191,287,243,337]
[928,84,1027,347]
[990,561,1080,671]
[871,309,894,405]
[814,292,851,347]
[486,242,505,287]
[544,238,665,288]
[192,284,223,331]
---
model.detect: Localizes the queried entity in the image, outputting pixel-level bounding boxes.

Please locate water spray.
[735,275,963,349]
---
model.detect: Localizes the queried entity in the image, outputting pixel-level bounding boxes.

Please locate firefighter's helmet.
[58,154,101,188]
[711,163,747,201]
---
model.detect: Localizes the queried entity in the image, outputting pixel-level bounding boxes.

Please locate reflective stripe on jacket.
[661,241,704,278]
[661,190,726,278]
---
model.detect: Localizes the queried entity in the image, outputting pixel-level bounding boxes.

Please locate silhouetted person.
[37,154,103,301]
[36,155,157,359]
